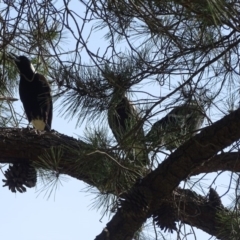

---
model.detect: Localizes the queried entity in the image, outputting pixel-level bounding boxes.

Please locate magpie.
[9,53,52,131]
[108,94,135,141]
[108,90,148,165]
[146,100,206,150]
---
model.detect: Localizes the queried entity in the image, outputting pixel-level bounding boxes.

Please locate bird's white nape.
[31,119,46,131]
[30,63,36,73]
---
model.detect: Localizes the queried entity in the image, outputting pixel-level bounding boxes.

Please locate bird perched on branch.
[3,54,52,193]
[108,90,148,165]
[146,97,208,150]
[9,53,52,131]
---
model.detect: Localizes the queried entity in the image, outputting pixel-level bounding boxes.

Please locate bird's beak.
[8,52,20,62]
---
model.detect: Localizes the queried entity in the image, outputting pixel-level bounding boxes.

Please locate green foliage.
[217,209,240,240]
[30,20,61,48]
[172,0,230,26]
[2,0,240,238]
[0,54,20,127]
[54,48,151,124]
[0,53,19,94]
[83,126,145,193]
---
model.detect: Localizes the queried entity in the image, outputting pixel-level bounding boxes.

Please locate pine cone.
[152,201,177,233]
[2,162,37,193]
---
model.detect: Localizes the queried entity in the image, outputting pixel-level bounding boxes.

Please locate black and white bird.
[146,99,207,150]
[108,90,148,165]
[9,54,52,131]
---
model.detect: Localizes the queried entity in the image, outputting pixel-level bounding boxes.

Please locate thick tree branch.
[95,109,240,239]
[174,188,227,238]
[191,152,240,176]
[1,109,240,239]
[152,188,227,237]
[1,128,239,184]
[0,128,115,186]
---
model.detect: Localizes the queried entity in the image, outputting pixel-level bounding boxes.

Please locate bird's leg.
[35,129,44,135]
[27,124,42,135]
[26,123,32,130]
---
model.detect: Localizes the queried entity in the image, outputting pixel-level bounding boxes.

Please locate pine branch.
[0,96,18,101]
[191,152,240,176]
[0,108,239,190]
[0,128,145,190]
[169,188,227,238]
[95,108,240,239]
[1,108,240,239]
[0,128,106,186]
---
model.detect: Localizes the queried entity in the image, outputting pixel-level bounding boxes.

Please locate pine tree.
[1,0,240,239]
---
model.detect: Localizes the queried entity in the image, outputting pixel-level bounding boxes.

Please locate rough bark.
[95,109,240,239]
[175,188,225,238]
[0,128,111,186]
[0,109,240,239]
